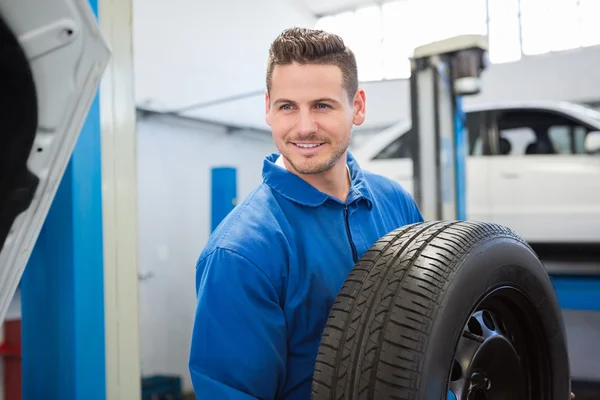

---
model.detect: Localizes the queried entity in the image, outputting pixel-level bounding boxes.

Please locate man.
[188,27,423,399]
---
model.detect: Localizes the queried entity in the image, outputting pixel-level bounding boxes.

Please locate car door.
[486,108,600,243]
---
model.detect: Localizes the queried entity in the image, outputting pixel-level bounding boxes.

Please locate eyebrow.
[273,97,340,106]
[273,98,296,106]
[313,97,340,105]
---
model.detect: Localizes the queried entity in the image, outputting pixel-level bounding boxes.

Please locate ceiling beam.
[136,107,271,135]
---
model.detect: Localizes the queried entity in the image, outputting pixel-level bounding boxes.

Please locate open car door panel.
[0,0,110,323]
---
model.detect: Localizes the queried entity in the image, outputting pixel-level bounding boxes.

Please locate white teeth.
[296,143,320,148]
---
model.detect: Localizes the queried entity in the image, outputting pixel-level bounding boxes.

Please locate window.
[574,126,589,153]
[520,0,580,55]
[353,5,384,81]
[493,109,593,156]
[314,0,600,79]
[466,111,486,155]
[374,130,414,159]
[380,0,417,79]
[548,126,572,154]
[499,127,536,155]
[315,0,488,81]
[579,0,600,47]
[374,111,486,160]
[487,0,522,63]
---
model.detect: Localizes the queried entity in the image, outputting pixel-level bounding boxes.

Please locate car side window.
[499,127,536,155]
[375,111,486,160]
[573,126,588,153]
[548,126,572,154]
[493,109,592,156]
[373,129,413,160]
[466,111,486,156]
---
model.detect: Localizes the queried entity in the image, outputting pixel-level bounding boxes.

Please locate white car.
[355,100,600,245]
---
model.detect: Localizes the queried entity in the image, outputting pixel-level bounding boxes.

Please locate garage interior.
[1,0,600,399]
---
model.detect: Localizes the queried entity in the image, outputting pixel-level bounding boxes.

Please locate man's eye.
[316,103,330,109]
[280,104,292,110]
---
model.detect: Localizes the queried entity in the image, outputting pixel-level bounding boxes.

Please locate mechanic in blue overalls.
[188,26,421,399]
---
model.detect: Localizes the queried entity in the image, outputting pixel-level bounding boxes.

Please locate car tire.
[311,220,571,400]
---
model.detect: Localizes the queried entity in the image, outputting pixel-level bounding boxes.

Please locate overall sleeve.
[189,247,287,400]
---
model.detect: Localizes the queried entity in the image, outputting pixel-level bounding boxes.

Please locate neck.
[284,154,351,202]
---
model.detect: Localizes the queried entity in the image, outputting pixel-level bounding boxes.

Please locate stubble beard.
[283,132,352,175]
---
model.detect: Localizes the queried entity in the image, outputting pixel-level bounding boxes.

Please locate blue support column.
[454,95,467,221]
[20,0,106,395]
[211,167,237,232]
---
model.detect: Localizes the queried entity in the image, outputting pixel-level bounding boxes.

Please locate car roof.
[464,100,600,120]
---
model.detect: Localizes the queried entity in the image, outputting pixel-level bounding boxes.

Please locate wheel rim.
[446,286,552,400]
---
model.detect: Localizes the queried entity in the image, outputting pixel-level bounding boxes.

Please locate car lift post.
[409,35,489,221]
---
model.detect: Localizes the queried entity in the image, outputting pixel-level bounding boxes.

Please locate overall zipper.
[344,205,358,263]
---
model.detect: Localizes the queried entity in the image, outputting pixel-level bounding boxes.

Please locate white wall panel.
[136,114,276,393]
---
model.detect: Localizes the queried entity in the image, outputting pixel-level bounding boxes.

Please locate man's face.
[265,62,366,175]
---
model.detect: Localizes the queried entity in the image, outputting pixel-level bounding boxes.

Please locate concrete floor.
[561,309,600,400]
[571,380,600,400]
[542,253,600,399]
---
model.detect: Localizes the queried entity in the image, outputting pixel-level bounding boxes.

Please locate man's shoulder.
[199,182,288,267]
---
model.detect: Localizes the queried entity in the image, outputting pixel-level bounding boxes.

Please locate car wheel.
[312,220,571,400]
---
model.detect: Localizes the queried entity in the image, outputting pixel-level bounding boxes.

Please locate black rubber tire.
[311,220,570,400]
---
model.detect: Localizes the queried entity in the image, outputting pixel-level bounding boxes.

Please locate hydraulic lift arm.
[0,0,110,324]
[410,35,489,222]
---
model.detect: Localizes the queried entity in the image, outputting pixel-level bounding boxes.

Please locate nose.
[297,108,317,136]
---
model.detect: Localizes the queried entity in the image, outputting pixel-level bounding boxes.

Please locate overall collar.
[262,152,374,208]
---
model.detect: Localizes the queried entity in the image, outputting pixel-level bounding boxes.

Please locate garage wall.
[135,113,277,393]
[468,45,600,105]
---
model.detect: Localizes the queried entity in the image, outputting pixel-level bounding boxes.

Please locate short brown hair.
[266,27,358,102]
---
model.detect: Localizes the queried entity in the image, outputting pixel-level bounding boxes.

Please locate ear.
[265,89,272,126]
[352,88,366,126]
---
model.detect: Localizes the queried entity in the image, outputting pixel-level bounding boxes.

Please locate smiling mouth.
[293,143,324,149]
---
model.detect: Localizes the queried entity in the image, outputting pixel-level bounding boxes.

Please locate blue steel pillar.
[211,167,237,232]
[453,95,467,221]
[20,0,106,397]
